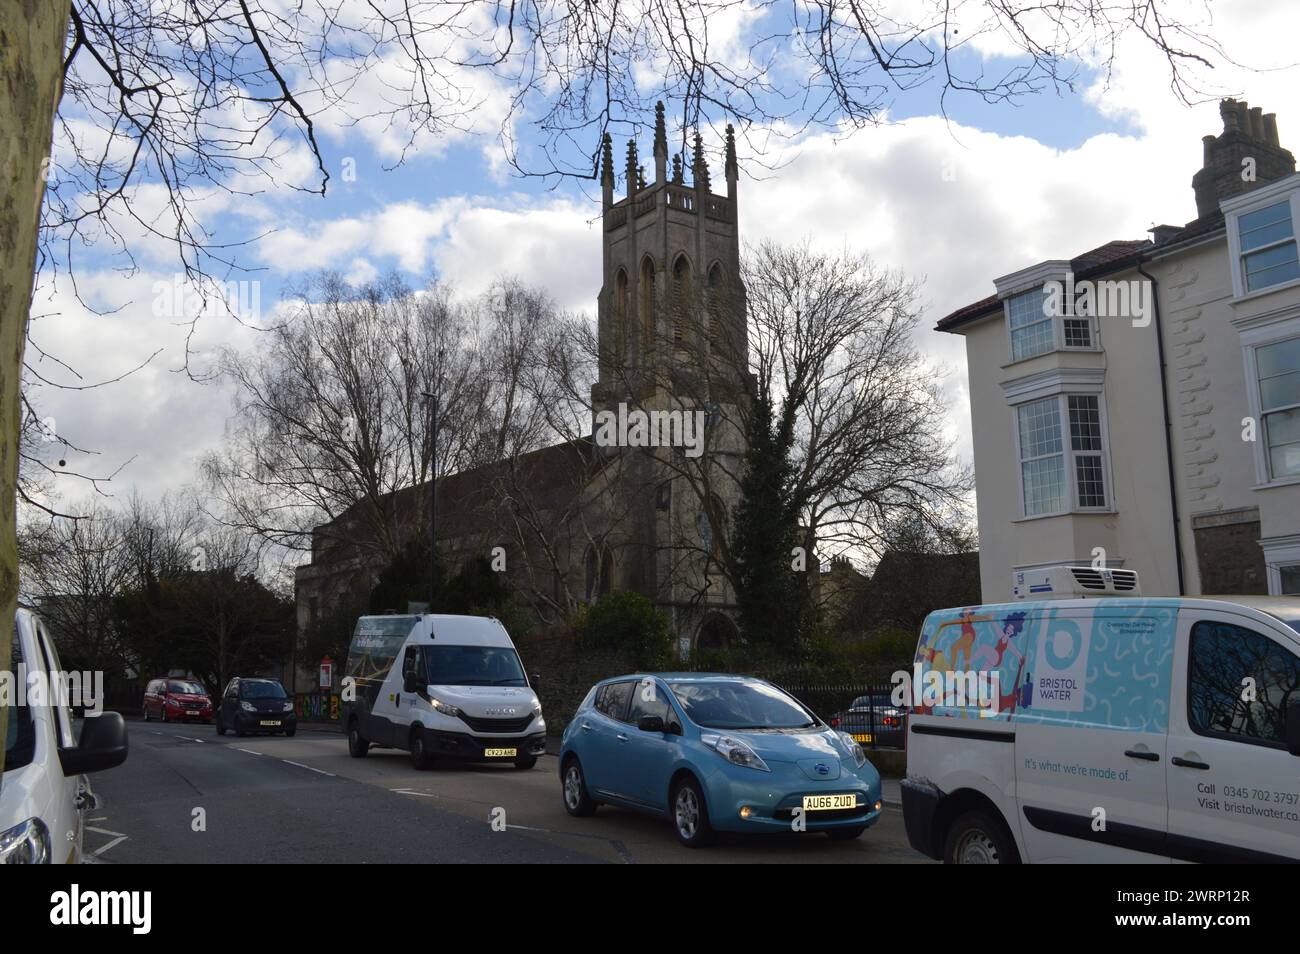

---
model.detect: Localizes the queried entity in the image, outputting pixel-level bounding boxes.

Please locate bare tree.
[18,500,134,674]
[742,241,971,564]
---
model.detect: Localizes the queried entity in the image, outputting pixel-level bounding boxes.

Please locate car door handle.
[1171,756,1211,770]
[616,733,629,742]
[1124,749,1160,761]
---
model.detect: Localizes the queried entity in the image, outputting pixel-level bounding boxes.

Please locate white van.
[341,614,546,769]
[901,567,1300,863]
[2,608,128,863]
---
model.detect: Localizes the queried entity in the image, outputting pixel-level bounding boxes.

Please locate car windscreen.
[423,645,527,687]
[168,681,205,695]
[667,680,818,730]
[5,625,36,773]
[240,681,287,699]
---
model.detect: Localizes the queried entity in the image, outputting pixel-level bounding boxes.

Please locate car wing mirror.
[638,715,665,733]
[530,672,541,689]
[59,712,128,776]
[402,672,419,694]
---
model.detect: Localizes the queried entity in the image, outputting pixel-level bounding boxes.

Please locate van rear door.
[1165,607,1300,862]
[1013,604,1174,862]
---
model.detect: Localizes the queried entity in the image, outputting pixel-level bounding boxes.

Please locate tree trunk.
[0,1,71,778]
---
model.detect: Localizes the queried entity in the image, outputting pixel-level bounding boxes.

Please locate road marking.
[392,788,437,797]
[86,826,128,858]
[282,759,336,777]
[237,748,262,756]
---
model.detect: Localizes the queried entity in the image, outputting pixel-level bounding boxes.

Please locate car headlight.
[240,701,256,712]
[701,733,771,772]
[430,697,460,717]
[531,698,543,715]
[282,701,294,712]
[0,818,51,864]
[838,731,868,769]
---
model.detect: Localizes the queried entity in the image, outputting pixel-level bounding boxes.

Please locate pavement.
[84,718,926,864]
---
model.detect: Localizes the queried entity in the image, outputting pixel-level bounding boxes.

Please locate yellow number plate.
[484,747,517,758]
[852,733,873,743]
[802,794,857,811]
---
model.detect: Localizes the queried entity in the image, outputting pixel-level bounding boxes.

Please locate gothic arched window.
[672,254,693,347]
[639,256,657,353]
[614,268,628,363]
[707,263,726,355]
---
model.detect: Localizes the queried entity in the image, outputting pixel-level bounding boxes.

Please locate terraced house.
[941,99,1300,602]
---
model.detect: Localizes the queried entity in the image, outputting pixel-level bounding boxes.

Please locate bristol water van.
[341,614,546,769]
[901,566,1300,863]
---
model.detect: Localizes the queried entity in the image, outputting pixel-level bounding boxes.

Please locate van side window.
[1189,620,1300,746]
[595,682,633,720]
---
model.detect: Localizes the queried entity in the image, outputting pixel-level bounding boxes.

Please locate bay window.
[1016,394,1110,516]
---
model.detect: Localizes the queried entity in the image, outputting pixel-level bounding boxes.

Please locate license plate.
[802,793,857,811]
[852,733,872,743]
[259,720,280,727]
[187,711,200,716]
[484,747,517,758]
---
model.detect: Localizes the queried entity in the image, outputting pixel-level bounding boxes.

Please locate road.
[85,720,930,864]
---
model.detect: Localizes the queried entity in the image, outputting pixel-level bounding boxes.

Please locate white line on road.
[392,788,437,797]
[237,748,262,756]
[282,760,336,777]
[86,826,128,858]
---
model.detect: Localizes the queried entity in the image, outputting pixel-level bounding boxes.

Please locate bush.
[576,592,673,670]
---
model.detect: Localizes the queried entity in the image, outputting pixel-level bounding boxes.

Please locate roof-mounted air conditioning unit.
[1011,565,1141,600]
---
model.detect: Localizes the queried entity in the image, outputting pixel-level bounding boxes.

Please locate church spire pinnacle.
[692,130,710,192]
[725,123,738,199]
[600,132,615,207]
[625,138,639,199]
[653,102,668,183]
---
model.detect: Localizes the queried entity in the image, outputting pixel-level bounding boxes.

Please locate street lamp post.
[422,391,438,609]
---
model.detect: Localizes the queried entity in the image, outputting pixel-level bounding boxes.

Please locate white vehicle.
[342,614,546,770]
[901,568,1300,863]
[1,608,127,864]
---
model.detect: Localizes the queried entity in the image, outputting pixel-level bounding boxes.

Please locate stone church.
[295,104,752,657]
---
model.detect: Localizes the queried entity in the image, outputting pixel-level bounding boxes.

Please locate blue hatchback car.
[559,673,883,847]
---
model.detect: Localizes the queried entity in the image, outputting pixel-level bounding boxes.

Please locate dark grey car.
[215,677,298,737]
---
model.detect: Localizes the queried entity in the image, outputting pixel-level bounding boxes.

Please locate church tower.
[592,103,748,415]
[590,104,749,654]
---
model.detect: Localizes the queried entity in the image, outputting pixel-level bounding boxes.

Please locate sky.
[23,0,1300,518]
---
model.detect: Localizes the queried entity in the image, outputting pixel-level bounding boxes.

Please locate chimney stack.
[1192,98,1296,218]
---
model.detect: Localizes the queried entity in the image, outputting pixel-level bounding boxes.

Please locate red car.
[143,678,214,723]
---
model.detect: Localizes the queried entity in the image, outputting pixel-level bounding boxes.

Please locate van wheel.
[945,809,1020,864]
[410,727,434,770]
[561,758,597,817]
[215,714,226,736]
[671,776,715,848]
[514,755,537,770]
[347,720,369,758]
